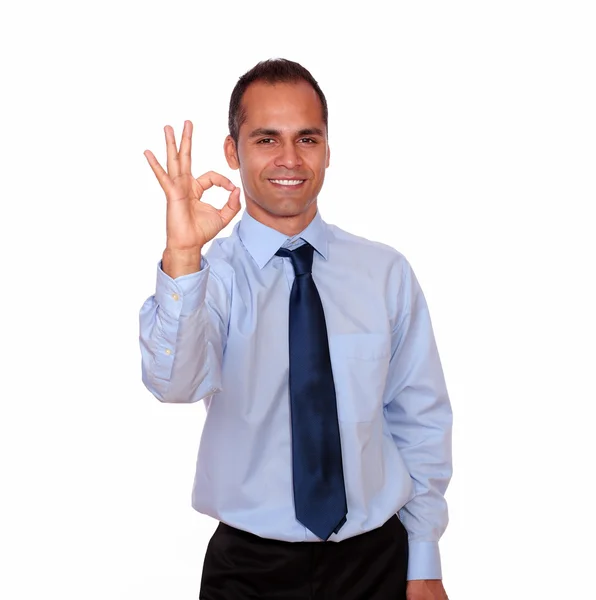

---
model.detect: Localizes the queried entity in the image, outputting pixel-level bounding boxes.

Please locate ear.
[224,135,240,170]
[326,143,330,168]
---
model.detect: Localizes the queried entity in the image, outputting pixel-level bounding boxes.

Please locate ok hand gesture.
[144,120,241,277]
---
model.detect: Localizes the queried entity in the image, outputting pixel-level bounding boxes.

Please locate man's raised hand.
[144,120,241,277]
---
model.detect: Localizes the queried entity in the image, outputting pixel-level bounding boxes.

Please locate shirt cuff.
[155,256,210,318]
[406,541,442,581]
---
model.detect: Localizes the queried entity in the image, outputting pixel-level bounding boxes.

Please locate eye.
[257,138,274,144]
[299,138,316,143]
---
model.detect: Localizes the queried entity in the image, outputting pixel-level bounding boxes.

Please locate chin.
[256,197,315,217]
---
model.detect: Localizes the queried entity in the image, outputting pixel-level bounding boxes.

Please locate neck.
[245,198,318,237]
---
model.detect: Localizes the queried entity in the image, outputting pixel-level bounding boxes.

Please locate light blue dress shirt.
[139,209,453,581]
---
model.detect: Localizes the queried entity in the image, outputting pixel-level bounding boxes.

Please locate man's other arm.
[383,259,453,581]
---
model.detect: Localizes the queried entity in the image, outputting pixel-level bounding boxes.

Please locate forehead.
[240,80,325,132]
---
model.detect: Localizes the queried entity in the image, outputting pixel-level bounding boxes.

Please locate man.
[140,58,452,600]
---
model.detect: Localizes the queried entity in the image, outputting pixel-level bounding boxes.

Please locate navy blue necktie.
[276,242,347,541]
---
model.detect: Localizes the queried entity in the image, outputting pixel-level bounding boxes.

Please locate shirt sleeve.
[139,256,229,403]
[383,259,453,581]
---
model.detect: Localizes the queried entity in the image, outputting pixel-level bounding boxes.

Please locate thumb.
[219,187,242,226]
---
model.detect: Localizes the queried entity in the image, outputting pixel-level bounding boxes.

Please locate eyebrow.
[247,127,325,139]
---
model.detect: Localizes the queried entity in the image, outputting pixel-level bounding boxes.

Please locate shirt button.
[165,348,172,355]
[172,293,179,301]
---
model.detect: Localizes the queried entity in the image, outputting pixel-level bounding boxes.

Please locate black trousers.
[199,514,408,600]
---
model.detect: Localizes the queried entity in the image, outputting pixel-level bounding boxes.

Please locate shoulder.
[201,229,239,284]
[325,222,420,317]
[326,222,412,273]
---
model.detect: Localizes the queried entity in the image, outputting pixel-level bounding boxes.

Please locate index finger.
[196,171,237,194]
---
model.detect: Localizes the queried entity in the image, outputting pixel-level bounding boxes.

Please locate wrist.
[162,246,203,278]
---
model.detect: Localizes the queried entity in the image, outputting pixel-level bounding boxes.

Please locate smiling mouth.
[268,179,306,187]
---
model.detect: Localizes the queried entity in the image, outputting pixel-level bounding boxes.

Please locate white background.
[1,1,594,598]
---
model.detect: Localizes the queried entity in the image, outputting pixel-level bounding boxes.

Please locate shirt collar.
[238,208,330,269]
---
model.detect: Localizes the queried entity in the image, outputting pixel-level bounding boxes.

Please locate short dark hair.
[228,58,328,146]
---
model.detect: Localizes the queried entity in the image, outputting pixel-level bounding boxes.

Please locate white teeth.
[270,179,304,186]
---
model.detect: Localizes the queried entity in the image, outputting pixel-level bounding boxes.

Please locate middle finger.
[165,125,180,178]
[179,120,193,175]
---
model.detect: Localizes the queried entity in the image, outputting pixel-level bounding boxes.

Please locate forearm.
[396,409,452,580]
[390,363,452,580]
[139,258,226,403]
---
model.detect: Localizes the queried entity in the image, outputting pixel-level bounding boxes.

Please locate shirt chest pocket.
[328,333,391,423]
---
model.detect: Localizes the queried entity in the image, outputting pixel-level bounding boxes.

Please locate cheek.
[308,150,328,172]
[243,155,269,180]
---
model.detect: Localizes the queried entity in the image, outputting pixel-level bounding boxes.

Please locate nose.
[274,142,302,170]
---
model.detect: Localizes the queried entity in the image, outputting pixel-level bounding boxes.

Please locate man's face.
[225,80,330,221]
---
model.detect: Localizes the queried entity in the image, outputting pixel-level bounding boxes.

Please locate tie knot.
[276,242,314,275]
